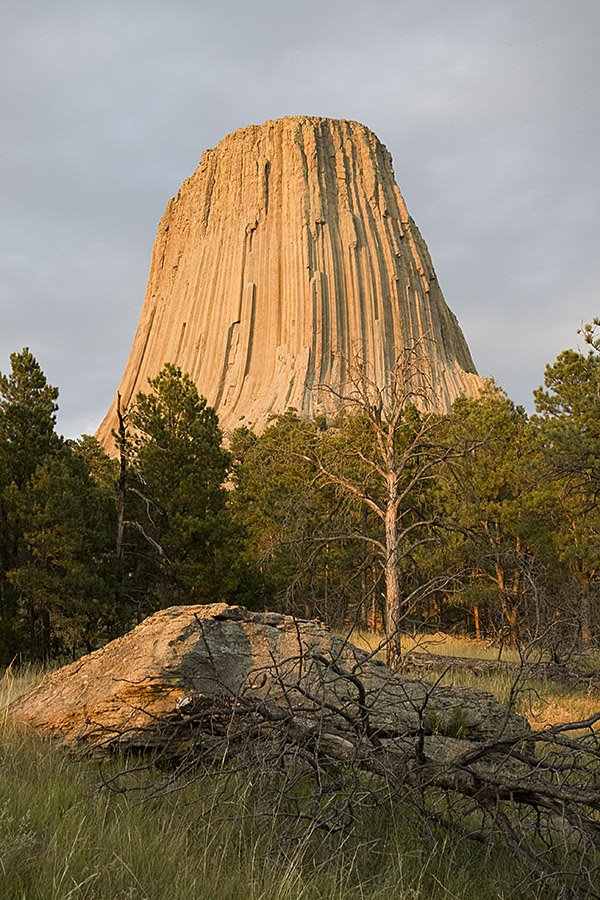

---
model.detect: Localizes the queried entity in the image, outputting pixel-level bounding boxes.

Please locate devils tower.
[97,116,484,447]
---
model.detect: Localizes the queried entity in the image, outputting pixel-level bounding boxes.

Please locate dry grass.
[341,628,600,730]
[1,649,597,898]
[522,684,600,729]
[0,662,47,726]
[344,627,524,662]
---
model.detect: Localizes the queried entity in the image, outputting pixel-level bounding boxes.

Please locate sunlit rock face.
[97,116,484,449]
[9,603,527,751]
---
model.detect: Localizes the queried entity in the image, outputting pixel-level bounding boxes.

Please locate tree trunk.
[495,564,519,647]
[502,602,519,647]
[368,567,379,633]
[473,604,481,641]
[384,498,402,669]
[580,571,592,645]
[361,560,368,630]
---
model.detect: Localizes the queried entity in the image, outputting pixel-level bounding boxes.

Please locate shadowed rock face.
[10,604,526,756]
[97,116,484,450]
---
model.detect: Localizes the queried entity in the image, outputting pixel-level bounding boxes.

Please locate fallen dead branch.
[9,604,600,898]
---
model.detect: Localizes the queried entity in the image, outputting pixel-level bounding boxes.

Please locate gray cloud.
[1,0,598,436]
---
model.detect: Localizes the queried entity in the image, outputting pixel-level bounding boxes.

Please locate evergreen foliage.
[0,350,113,661]
[0,324,598,662]
[533,339,600,643]
[5,452,114,659]
[122,363,240,616]
[432,384,552,644]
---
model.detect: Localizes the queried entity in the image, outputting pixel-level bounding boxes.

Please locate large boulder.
[9,604,527,761]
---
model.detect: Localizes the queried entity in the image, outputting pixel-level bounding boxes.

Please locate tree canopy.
[1,326,598,663]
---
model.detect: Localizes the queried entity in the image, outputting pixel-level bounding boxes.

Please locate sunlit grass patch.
[340,627,523,663]
[1,662,47,735]
[338,629,600,730]
[1,661,47,707]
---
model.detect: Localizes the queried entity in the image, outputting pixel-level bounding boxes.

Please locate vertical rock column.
[97,116,484,450]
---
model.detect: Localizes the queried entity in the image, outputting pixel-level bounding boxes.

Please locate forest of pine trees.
[0,321,598,664]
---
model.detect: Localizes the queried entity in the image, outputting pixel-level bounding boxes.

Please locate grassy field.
[1,637,598,899]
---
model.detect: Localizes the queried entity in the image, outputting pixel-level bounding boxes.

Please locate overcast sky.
[1,0,598,437]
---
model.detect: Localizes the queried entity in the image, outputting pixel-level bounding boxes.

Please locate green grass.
[1,667,554,899]
[0,730,548,900]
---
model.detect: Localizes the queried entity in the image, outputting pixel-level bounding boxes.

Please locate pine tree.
[435,384,550,645]
[0,349,61,659]
[125,364,238,613]
[6,451,114,660]
[0,348,60,489]
[534,343,600,643]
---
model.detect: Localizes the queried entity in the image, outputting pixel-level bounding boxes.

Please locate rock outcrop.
[97,117,484,450]
[10,604,526,758]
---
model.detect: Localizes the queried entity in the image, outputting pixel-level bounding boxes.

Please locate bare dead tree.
[304,342,479,669]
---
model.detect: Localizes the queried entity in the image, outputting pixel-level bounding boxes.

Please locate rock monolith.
[97,117,484,449]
